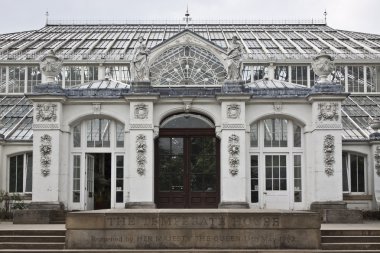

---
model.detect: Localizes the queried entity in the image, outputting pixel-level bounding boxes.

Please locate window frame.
[8,152,33,194]
[342,152,367,194]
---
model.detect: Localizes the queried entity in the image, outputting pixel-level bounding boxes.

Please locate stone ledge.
[65,209,320,250]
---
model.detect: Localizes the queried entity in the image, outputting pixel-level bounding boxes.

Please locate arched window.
[72,118,125,148]
[8,152,33,193]
[249,117,304,209]
[161,114,214,129]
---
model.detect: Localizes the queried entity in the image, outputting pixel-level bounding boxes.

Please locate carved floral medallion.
[228,134,240,176]
[134,104,148,119]
[318,102,339,121]
[323,134,335,176]
[136,134,147,175]
[36,103,57,122]
[227,104,241,119]
[40,134,52,176]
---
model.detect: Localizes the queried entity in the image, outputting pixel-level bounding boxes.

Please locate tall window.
[250,118,303,204]
[72,155,81,202]
[9,153,32,193]
[116,155,124,203]
[342,152,366,193]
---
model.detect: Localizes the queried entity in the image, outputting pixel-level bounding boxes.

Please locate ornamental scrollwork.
[36,103,57,122]
[227,104,241,119]
[134,103,148,119]
[318,102,339,121]
[228,134,240,176]
[136,134,147,175]
[374,146,380,177]
[323,134,335,176]
[40,134,52,176]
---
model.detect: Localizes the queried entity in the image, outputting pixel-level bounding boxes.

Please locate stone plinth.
[13,202,64,224]
[66,209,320,250]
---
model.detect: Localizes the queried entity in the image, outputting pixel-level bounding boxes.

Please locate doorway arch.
[155,113,220,208]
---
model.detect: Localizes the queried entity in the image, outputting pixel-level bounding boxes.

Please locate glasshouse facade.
[0,19,380,214]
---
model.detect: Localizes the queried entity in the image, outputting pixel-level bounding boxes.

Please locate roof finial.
[183,4,192,29]
[323,9,327,24]
[45,11,49,25]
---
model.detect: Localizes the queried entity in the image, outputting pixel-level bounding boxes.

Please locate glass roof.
[1,23,379,61]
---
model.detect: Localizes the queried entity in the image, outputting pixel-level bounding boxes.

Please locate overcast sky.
[1,0,379,34]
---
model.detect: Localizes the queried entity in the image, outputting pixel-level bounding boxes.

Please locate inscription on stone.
[105,216,280,228]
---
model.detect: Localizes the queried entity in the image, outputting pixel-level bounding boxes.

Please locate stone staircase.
[1,228,380,252]
[321,229,380,251]
[0,229,65,251]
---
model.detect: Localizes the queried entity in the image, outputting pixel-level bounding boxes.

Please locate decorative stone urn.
[370,117,380,140]
[40,50,62,83]
[371,117,380,131]
[311,51,335,84]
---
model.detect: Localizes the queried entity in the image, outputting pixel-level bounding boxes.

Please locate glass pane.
[293,125,301,147]
[16,155,23,192]
[25,153,33,192]
[191,174,203,191]
[9,156,17,192]
[73,125,81,147]
[266,179,272,190]
[250,123,258,147]
[161,114,213,128]
[350,154,358,192]
[116,192,123,203]
[342,153,349,192]
[358,155,365,192]
[158,138,171,155]
[204,174,216,192]
[280,179,287,190]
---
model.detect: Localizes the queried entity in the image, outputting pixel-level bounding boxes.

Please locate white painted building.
[0,19,380,213]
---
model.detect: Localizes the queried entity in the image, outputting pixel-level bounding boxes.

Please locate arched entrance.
[155,114,220,208]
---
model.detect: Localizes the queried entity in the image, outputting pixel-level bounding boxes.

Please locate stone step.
[0,242,65,250]
[0,235,65,242]
[0,250,380,253]
[322,242,380,250]
[0,230,65,236]
[322,235,380,243]
[322,230,380,236]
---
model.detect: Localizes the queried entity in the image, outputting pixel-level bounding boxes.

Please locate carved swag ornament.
[374,146,380,177]
[36,103,57,122]
[318,102,339,121]
[134,104,148,119]
[136,134,147,175]
[323,135,335,176]
[40,134,52,176]
[227,104,241,119]
[228,134,240,176]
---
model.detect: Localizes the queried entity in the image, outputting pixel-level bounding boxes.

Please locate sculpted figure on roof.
[131,36,150,81]
[225,35,244,81]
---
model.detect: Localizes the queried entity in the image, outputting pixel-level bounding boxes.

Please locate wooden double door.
[155,129,220,208]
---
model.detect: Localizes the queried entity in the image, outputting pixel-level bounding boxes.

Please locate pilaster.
[124,95,158,208]
[307,88,349,204]
[217,94,250,208]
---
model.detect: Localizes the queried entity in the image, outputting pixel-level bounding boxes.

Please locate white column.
[125,97,157,208]
[217,97,250,208]
[31,100,65,204]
